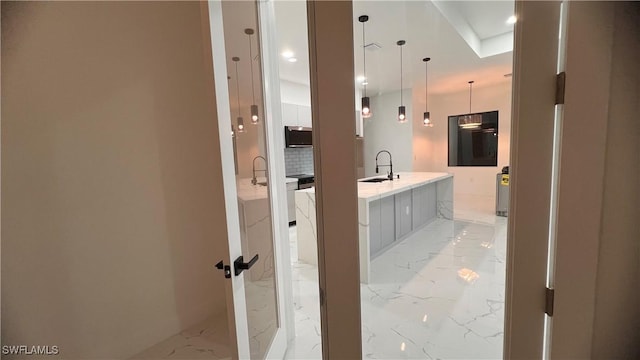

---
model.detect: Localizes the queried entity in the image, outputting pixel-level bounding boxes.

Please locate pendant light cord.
[425,61,428,109]
[400,44,403,105]
[362,21,367,97]
[235,60,241,117]
[248,34,256,104]
[469,81,473,113]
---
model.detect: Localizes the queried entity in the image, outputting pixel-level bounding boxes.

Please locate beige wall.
[280,79,311,106]
[412,81,512,199]
[233,118,263,179]
[1,2,228,358]
[591,2,640,357]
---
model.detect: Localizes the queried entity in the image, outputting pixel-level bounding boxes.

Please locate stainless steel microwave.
[284,126,312,148]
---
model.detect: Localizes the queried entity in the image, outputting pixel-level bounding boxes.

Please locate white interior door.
[511,3,640,357]
[206,1,290,358]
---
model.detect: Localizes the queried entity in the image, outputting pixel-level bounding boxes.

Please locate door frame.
[306,1,363,359]
[503,1,562,358]
[509,3,640,357]
[257,0,295,356]
[302,1,567,358]
[302,1,638,358]
[207,0,572,358]
[549,2,618,357]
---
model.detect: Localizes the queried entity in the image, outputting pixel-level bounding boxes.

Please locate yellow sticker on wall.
[501,174,509,186]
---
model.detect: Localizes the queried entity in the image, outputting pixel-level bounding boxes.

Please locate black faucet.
[251,155,267,185]
[375,150,394,180]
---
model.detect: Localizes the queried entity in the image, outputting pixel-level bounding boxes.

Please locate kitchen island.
[236,177,274,281]
[236,177,297,280]
[295,172,453,283]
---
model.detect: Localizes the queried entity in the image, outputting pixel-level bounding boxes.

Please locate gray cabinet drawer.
[412,183,436,229]
[369,196,395,257]
[369,200,382,256]
[380,196,395,250]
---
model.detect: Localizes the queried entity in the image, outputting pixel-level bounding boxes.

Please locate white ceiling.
[448,1,515,40]
[431,0,515,58]
[221,1,265,116]
[274,0,515,95]
[273,1,310,87]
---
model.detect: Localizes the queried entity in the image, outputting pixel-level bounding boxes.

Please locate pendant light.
[232,56,245,133]
[422,57,433,127]
[359,15,372,118]
[458,80,483,128]
[245,28,260,125]
[397,40,407,123]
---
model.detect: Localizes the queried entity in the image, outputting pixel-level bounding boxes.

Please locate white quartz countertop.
[236,177,269,202]
[237,177,299,202]
[297,172,452,202]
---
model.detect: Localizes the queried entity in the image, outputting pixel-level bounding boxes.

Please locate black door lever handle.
[234,254,259,276]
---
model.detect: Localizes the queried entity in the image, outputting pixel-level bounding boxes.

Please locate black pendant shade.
[362,96,371,117]
[398,105,406,122]
[423,111,432,127]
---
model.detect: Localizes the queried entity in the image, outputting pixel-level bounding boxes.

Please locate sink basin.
[359,177,390,183]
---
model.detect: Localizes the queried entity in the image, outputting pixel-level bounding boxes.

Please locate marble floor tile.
[130,313,232,360]
[131,278,277,360]
[285,200,507,360]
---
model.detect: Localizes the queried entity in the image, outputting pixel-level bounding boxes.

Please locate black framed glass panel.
[448,110,498,166]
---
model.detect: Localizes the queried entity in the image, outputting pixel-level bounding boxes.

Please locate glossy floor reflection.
[285,201,507,359]
[286,235,323,359]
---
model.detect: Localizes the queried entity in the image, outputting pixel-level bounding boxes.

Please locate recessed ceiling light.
[507,15,517,24]
[287,57,298,63]
[281,50,294,59]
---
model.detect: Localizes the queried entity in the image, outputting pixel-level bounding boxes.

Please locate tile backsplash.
[285,147,314,175]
